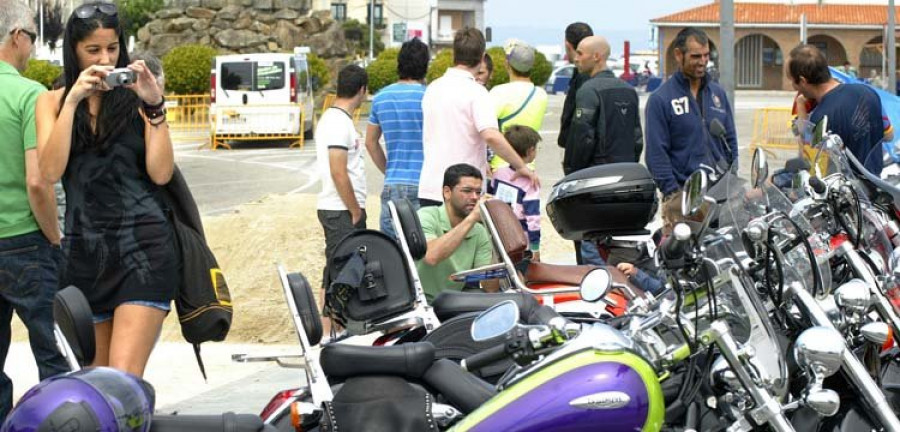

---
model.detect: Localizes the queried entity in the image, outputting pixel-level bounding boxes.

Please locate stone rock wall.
[136,0,351,58]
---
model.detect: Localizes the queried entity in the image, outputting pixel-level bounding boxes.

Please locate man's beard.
[450,201,472,219]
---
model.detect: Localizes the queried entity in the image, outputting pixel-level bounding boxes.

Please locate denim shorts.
[92,300,172,324]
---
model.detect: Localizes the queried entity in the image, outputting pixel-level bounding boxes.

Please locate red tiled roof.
[652,2,900,26]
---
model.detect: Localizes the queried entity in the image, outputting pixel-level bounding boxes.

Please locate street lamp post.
[889,0,896,94]
[369,0,375,61]
[720,0,735,107]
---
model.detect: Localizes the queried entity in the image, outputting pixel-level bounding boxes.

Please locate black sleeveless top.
[61,113,178,313]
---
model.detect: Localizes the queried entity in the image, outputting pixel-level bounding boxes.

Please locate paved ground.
[173,90,796,215]
[5,90,797,417]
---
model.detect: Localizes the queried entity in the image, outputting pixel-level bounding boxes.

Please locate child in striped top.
[488,125,543,261]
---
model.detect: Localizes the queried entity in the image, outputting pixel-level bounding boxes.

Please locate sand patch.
[13,193,577,344]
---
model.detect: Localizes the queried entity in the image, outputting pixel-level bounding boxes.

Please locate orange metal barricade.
[209,104,306,150]
[165,94,313,150]
[749,107,799,156]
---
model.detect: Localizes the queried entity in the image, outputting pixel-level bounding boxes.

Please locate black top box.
[547,163,658,241]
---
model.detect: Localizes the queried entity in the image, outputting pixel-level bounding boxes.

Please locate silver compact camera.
[104,68,136,87]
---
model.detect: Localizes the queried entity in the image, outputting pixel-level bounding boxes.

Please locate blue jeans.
[580,241,607,266]
[0,231,69,422]
[380,184,420,239]
[92,300,171,324]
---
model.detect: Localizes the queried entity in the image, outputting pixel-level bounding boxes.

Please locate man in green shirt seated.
[416,164,495,302]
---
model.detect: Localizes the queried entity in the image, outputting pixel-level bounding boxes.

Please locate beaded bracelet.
[143,96,166,120]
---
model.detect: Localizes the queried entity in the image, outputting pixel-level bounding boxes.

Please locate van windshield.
[221,61,286,92]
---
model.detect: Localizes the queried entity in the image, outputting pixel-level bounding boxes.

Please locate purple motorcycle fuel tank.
[450,324,664,432]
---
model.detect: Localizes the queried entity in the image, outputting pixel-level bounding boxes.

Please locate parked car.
[545,64,576,95]
[209,50,315,139]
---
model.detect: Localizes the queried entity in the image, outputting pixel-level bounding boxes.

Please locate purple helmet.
[1,367,155,432]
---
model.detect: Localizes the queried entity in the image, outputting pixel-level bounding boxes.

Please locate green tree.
[307,53,330,91]
[23,59,62,89]
[342,19,385,58]
[485,46,508,89]
[423,47,550,88]
[115,0,165,39]
[486,46,552,88]
[162,44,218,95]
[529,51,552,86]
[425,49,453,83]
[365,48,399,94]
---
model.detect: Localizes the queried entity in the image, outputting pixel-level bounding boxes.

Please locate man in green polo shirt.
[416,163,494,302]
[0,2,68,422]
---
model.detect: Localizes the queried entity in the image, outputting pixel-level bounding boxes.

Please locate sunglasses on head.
[10,28,37,44]
[74,2,118,19]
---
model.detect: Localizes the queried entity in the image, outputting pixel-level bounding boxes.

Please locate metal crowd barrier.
[209,104,306,150]
[164,94,370,150]
[749,106,829,173]
[749,107,797,155]
[165,95,210,133]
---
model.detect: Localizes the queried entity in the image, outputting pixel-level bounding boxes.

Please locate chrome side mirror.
[580,268,612,303]
[681,170,708,218]
[471,300,519,342]
[794,326,845,417]
[794,326,844,378]
[834,279,872,320]
[750,148,768,189]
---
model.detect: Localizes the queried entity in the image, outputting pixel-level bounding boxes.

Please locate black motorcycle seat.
[321,341,435,380]
[844,147,900,204]
[422,358,496,415]
[431,291,538,322]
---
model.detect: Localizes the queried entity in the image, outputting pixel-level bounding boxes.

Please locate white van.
[210,50,315,138]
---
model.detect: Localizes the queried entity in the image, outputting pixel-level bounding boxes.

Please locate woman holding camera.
[35,2,177,378]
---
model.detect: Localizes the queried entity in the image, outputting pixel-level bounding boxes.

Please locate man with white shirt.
[317,65,368,265]
[418,27,539,207]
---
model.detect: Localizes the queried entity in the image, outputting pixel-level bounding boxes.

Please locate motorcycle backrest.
[285,270,323,346]
[483,199,529,264]
[325,230,418,333]
[390,198,427,260]
[53,285,96,367]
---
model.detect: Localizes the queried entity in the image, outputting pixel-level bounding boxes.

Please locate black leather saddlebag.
[320,376,437,432]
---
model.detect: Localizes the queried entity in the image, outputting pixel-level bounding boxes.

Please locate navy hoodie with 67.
[644,71,737,196]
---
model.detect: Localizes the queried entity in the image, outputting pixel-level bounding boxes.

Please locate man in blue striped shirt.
[366,38,429,238]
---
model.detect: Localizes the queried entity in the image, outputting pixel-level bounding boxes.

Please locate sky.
[484,0,710,56]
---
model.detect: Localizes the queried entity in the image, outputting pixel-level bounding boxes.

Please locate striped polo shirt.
[368,82,426,186]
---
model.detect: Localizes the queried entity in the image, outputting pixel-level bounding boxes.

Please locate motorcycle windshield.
[684,167,789,397]
[812,127,895,272]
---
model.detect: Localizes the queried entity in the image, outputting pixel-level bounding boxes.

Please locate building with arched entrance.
[652,2,899,90]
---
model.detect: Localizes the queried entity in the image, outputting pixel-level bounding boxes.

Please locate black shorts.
[317,209,367,260]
